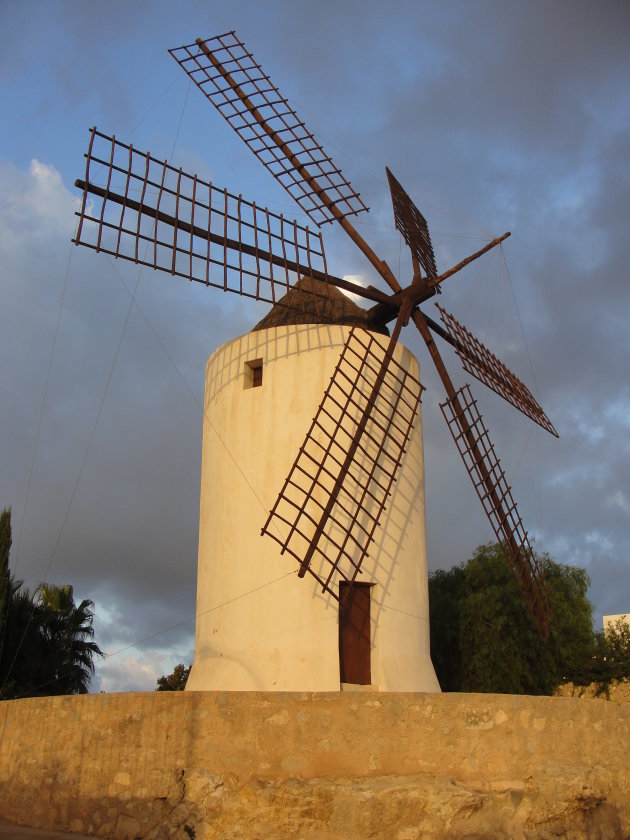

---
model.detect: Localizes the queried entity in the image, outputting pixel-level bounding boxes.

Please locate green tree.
[0,509,103,699]
[1,582,103,698]
[37,583,103,695]
[604,618,630,681]
[429,543,594,695]
[156,662,191,691]
[0,508,12,638]
[579,618,630,693]
[427,563,466,691]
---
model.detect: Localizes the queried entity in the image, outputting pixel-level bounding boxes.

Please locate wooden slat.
[440,384,550,641]
[436,304,558,437]
[170,32,369,226]
[261,327,423,597]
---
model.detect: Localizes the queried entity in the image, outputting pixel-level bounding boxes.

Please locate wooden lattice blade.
[440,384,550,641]
[386,167,437,281]
[169,32,368,227]
[434,304,558,437]
[72,128,336,313]
[261,326,423,597]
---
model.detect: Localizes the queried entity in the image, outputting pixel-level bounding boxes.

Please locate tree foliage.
[0,508,103,699]
[575,617,630,693]
[603,618,630,680]
[156,662,191,691]
[429,543,595,695]
[426,563,466,692]
[0,507,11,638]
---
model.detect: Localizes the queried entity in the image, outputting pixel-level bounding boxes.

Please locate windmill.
[72,32,557,690]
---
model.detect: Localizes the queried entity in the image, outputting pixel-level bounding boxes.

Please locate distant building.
[603,614,629,635]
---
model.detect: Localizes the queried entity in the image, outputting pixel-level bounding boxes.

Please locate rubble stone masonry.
[0,690,629,838]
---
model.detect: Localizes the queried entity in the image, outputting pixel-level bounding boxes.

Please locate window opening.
[244,358,263,389]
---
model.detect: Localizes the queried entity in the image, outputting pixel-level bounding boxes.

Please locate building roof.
[251,276,388,335]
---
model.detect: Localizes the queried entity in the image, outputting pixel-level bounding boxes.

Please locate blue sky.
[1,0,629,691]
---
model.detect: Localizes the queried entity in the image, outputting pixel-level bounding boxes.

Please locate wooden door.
[339,583,372,685]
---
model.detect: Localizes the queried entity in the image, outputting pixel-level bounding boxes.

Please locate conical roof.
[252,276,387,335]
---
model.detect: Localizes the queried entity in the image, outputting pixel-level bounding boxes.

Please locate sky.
[1,0,628,692]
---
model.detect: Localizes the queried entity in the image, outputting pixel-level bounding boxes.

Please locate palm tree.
[0,509,103,699]
[38,584,103,695]
[0,577,41,699]
[0,580,103,699]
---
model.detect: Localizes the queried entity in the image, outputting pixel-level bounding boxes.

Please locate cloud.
[0,160,77,252]
[90,594,194,692]
[94,654,171,694]
[341,274,369,305]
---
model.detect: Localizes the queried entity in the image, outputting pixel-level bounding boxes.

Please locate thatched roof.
[252,276,388,335]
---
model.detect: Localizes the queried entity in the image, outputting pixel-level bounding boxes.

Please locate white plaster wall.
[604,613,629,634]
[187,323,440,692]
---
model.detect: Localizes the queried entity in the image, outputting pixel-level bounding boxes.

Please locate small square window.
[244,358,263,389]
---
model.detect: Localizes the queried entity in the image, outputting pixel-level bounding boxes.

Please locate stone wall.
[1,691,629,839]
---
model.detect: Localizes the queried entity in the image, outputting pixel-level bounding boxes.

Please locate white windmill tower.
[188,278,438,691]
[72,32,557,692]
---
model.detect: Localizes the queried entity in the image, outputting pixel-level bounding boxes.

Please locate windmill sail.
[386,167,437,281]
[381,174,551,632]
[169,32,368,227]
[440,384,550,640]
[434,304,558,437]
[262,325,423,597]
[73,128,333,311]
